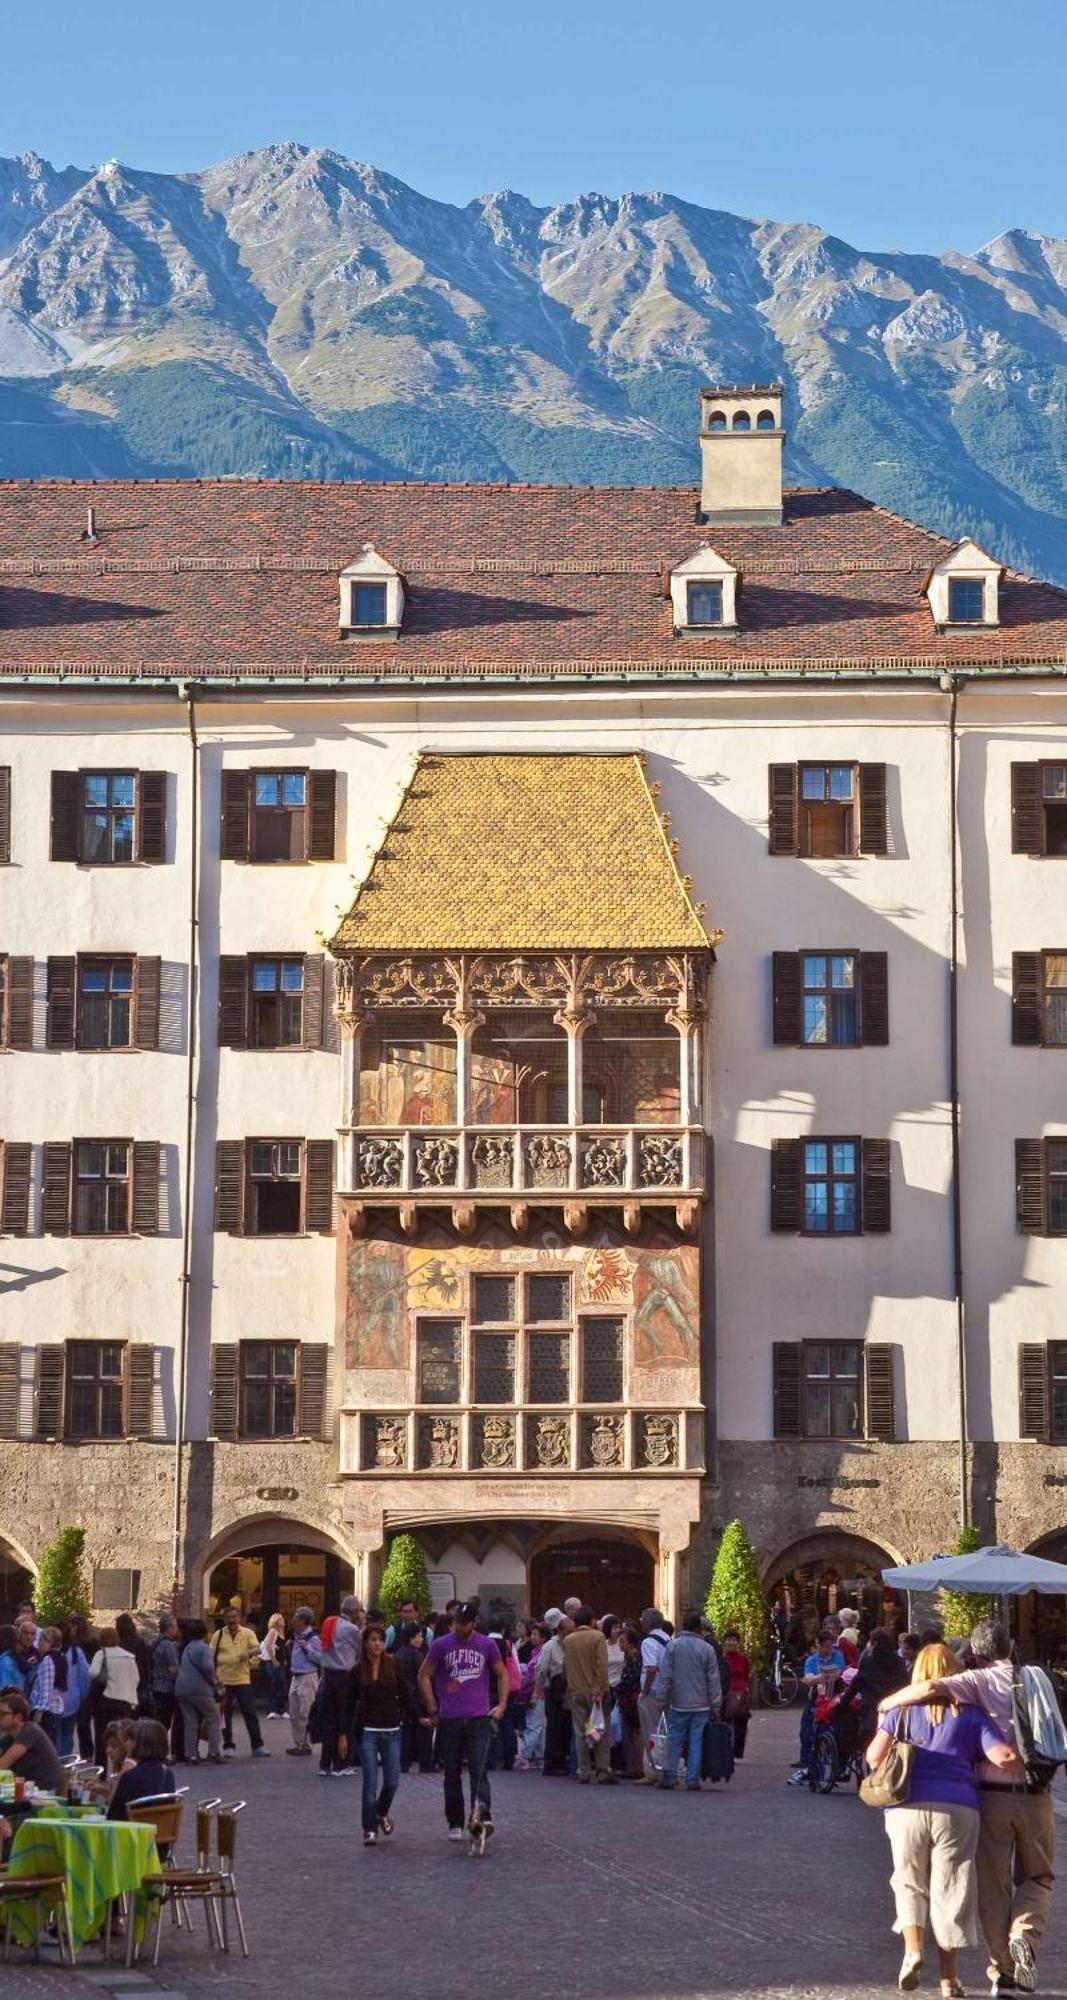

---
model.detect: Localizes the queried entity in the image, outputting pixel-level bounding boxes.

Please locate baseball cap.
[542,1607,564,1631]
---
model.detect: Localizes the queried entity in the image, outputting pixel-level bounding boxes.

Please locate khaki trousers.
[289,1671,318,1750]
[638,1693,663,1777]
[977,1786,1055,1974]
[885,1804,979,1949]
[570,1691,610,1778]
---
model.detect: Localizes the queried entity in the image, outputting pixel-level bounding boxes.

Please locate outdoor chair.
[0,1868,75,1965]
[212,1800,249,1958]
[129,1794,222,1967]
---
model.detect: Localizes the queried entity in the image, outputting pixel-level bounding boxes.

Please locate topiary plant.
[378,1533,432,1621]
[33,1525,91,1625]
[705,1519,770,1672]
[937,1524,993,1640]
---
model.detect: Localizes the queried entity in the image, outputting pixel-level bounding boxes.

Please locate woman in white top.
[88,1626,139,1765]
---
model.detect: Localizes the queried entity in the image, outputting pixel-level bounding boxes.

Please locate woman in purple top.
[866,1642,1022,1998]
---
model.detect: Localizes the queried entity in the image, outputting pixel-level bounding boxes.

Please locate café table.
[3,1812,160,1955]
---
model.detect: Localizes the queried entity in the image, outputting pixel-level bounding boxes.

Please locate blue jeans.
[438,1715,492,1829]
[664,1708,708,1787]
[359,1729,400,1833]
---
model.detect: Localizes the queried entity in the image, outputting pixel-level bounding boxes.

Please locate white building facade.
[2,385,1066,1637]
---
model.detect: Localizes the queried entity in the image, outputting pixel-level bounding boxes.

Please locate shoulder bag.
[858,1708,915,1809]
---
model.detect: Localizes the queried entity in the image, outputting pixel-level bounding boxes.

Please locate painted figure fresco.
[632,1248,699,1367]
[346,1239,409,1369]
[359,1024,457,1125]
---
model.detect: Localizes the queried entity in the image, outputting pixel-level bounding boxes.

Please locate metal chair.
[212,1801,249,1957]
[131,1795,222,1967]
[0,1869,75,1965]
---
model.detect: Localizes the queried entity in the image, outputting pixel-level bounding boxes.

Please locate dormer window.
[351,581,388,628]
[947,578,983,624]
[670,544,738,633]
[339,543,404,639]
[923,538,1002,631]
[687,582,723,627]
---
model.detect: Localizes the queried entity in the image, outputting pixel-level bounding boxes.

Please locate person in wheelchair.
[813,1629,911,1786]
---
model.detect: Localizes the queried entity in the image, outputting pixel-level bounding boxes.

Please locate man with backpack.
[212,1605,270,1759]
[879,1618,1058,1996]
[638,1607,670,1780]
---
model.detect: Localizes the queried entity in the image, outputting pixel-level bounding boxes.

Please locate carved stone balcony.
[340,1405,706,1477]
[340,1124,706,1201]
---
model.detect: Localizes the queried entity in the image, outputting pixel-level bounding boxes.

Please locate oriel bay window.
[239,1341,297,1438]
[359,1012,457,1124]
[470,1011,568,1124]
[472,1274,517,1403]
[582,1009,680,1122]
[413,1274,623,1412]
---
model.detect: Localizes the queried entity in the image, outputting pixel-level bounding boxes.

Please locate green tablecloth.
[4,1816,160,1951]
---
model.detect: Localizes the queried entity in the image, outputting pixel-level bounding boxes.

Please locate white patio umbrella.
[882,1543,1067,1597]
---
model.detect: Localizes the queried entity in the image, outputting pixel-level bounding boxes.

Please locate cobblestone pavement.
[5,1711,1067,1999]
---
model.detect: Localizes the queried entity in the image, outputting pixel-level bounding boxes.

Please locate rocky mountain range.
[1,142,1066,582]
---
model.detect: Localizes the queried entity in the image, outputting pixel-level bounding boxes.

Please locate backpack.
[1011,1663,1067,1792]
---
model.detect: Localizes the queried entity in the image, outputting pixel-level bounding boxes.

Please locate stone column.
[667,1001,704,1127]
[443,1006,485,1130]
[555,1006,595,1128]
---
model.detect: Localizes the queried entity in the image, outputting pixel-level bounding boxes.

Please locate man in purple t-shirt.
[418,1603,509,1842]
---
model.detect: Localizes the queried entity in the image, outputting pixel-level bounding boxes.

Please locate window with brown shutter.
[768,765,799,855]
[774,951,888,1047]
[771,1136,888,1233]
[75,957,134,1049]
[799,764,856,857]
[1019,1342,1051,1441]
[0,768,10,865]
[1012,763,1067,857]
[308,771,337,861]
[136,772,167,863]
[303,954,325,1048]
[1012,951,1067,1047]
[131,1142,161,1235]
[220,771,252,862]
[772,1343,802,1436]
[771,952,802,1044]
[50,772,81,862]
[134,957,161,1050]
[864,1344,895,1440]
[72,1140,131,1235]
[35,1345,65,1439]
[770,1139,803,1231]
[218,958,249,1049]
[859,953,889,1045]
[46,958,77,1049]
[1016,1137,1067,1235]
[249,957,306,1048]
[210,1344,240,1441]
[247,1139,303,1234]
[239,1341,298,1438]
[861,1138,892,1233]
[124,1343,157,1439]
[66,1340,125,1439]
[214,1141,246,1233]
[858,764,889,855]
[1,1142,32,1236]
[0,1345,20,1439]
[801,1341,863,1437]
[1049,1342,1067,1444]
[6,957,34,1051]
[41,1141,72,1234]
[298,1343,331,1439]
[304,1140,335,1234]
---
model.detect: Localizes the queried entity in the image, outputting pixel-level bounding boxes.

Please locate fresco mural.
[358,1021,457,1125]
[345,1238,409,1368]
[632,1241,700,1368]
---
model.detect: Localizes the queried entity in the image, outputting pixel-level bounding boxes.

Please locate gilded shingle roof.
[331,753,709,953]
[2,481,1067,678]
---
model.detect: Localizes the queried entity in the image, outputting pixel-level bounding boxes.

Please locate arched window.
[756,409,777,431]
[707,410,727,432]
[732,411,751,431]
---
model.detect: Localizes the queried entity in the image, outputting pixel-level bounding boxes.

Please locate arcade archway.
[0,1535,34,1623]
[200,1516,354,1636]
[763,1530,903,1648]
[529,1526,656,1623]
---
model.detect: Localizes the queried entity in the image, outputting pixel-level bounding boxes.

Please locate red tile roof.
[0,479,1065,678]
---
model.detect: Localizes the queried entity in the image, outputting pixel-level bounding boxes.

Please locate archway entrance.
[0,1540,34,1623]
[204,1525,354,1637]
[1018,1532,1067,1661]
[529,1529,655,1623]
[764,1531,903,1649]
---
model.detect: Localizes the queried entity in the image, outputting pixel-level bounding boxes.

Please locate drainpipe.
[171,684,200,1609]
[943,674,968,1529]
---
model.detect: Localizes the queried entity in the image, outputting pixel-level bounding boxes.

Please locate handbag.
[858,1709,915,1808]
[724,1686,750,1720]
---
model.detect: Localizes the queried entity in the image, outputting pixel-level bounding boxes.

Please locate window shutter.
[125,1343,156,1439]
[773,1343,802,1438]
[210,1345,240,1441]
[859,952,889,1046]
[771,952,802,1045]
[7,956,34,1050]
[298,1343,331,1439]
[214,1140,245,1233]
[1,1143,32,1236]
[220,771,252,862]
[50,772,81,862]
[35,1345,65,1439]
[770,1138,803,1232]
[134,957,161,1050]
[861,1138,892,1233]
[768,765,799,856]
[858,764,888,855]
[1012,953,1043,1047]
[41,1141,72,1235]
[1011,763,1042,857]
[864,1344,895,1441]
[136,771,166,863]
[1016,1138,1046,1235]
[132,1142,161,1234]
[303,954,325,1048]
[0,767,10,864]
[305,1140,335,1233]
[0,1344,19,1439]
[46,957,76,1050]
[308,770,337,861]
[217,958,249,1049]
[1019,1344,1050,1442]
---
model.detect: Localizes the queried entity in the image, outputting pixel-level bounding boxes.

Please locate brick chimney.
[699,384,784,525]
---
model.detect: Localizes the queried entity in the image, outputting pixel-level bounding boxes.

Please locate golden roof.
[331,753,710,954]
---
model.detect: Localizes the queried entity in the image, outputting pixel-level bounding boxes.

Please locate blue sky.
[5,0,1065,252]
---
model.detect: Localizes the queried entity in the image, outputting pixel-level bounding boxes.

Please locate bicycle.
[758,1641,800,1708]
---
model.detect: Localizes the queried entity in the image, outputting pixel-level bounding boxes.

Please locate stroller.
[807,1668,874,1793]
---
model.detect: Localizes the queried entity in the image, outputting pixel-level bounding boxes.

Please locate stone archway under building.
[0,1533,35,1623]
[198,1514,355,1636]
[391,1519,658,1626]
[1016,1529,1067,1660]
[763,1529,905,1646]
